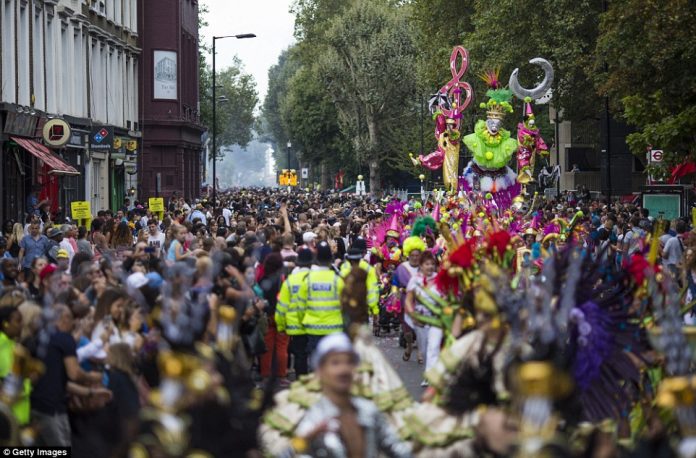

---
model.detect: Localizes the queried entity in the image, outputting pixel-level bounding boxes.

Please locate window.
[33,8,45,110]
[61,24,69,113]
[634,155,646,173]
[567,147,601,172]
[18,2,30,105]
[2,0,16,103]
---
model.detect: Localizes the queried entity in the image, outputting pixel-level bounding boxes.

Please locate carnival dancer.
[278,333,412,458]
[369,214,403,335]
[391,236,427,362]
[404,251,441,384]
[261,269,413,457]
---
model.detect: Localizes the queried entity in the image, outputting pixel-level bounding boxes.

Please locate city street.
[0,0,694,456]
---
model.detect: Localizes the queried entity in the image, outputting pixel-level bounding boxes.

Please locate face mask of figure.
[486,118,501,136]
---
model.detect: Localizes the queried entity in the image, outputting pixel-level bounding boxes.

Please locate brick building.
[138,0,204,200]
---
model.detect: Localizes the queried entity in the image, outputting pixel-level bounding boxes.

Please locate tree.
[318,0,418,193]
[595,0,696,165]
[262,48,300,169]
[460,0,603,123]
[281,64,353,185]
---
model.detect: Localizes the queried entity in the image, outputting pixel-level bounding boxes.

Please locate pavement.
[373,331,426,400]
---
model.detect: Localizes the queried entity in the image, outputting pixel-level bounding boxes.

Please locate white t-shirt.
[59,239,75,265]
[147,232,166,255]
[222,208,232,227]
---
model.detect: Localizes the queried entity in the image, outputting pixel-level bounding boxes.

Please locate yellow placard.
[71,201,91,220]
[149,197,165,213]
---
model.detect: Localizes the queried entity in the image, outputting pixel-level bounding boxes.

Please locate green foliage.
[462,0,602,122]
[317,0,418,191]
[280,64,352,170]
[409,0,473,90]
[200,61,258,159]
[595,0,696,164]
[262,48,300,168]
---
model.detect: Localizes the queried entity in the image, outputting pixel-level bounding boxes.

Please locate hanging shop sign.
[42,119,72,148]
[89,126,114,152]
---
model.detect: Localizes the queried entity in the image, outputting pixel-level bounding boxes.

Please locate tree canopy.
[257,0,696,190]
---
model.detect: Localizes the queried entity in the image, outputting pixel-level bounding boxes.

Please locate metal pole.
[605,96,612,202]
[555,105,560,198]
[212,37,217,204]
[603,0,612,203]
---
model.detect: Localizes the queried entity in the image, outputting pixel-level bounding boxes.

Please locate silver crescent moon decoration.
[509,58,554,101]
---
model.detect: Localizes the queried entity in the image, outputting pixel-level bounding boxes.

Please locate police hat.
[296,246,313,267]
[316,242,333,265]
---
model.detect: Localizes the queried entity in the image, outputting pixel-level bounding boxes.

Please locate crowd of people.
[0,186,693,457]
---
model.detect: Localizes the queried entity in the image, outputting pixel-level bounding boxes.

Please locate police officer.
[275,246,313,376]
[339,237,380,318]
[299,242,344,361]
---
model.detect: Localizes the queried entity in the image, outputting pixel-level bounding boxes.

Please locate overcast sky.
[200,0,296,105]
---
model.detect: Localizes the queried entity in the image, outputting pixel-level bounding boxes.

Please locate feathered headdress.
[478,68,514,120]
[412,216,437,238]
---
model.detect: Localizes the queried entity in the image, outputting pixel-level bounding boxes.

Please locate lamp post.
[419,174,426,201]
[212,33,256,204]
[286,141,292,170]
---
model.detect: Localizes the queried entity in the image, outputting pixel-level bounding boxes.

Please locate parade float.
[411,46,554,210]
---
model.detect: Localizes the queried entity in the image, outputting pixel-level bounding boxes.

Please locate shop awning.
[11,136,80,176]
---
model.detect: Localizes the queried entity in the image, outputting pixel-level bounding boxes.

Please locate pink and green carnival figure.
[459,69,520,209]
[509,58,554,185]
[410,47,473,192]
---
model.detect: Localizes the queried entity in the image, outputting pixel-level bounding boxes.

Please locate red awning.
[11,136,79,176]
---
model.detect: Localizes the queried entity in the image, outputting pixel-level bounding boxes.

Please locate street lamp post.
[212,33,256,204]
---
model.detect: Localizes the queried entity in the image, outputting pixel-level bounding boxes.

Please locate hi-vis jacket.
[298,268,345,336]
[275,268,310,335]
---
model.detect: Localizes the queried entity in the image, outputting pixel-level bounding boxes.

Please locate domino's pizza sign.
[89,126,114,152]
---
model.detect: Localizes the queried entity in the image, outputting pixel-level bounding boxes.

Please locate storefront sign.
[149,197,165,213]
[68,131,87,149]
[71,201,92,220]
[89,126,113,152]
[4,111,38,137]
[42,119,72,148]
[154,50,177,100]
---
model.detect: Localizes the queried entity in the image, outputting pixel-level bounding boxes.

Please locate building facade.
[137,0,204,201]
[0,0,140,224]
[549,108,644,198]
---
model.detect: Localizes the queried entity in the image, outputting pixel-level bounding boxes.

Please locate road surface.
[374,332,426,400]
